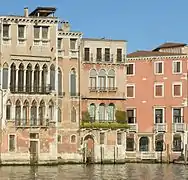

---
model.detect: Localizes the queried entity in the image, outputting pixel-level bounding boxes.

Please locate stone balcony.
[172,123,187,132]
[70,49,78,59]
[128,123,138,132]
[154,123,167,132]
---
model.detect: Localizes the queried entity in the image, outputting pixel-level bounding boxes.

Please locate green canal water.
[0,164,187,180]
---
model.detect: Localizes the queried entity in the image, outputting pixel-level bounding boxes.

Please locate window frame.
[172,60,182,74]
[70,134,77,144]
[172,107,183,123]
[154,61,164,75]
[172,82,182,97]
[154,108,165,124]
[3,24,10,38]
[70,38,77,50]
[126,84,135,98]
[126,108,136,124]
[154,82,164,98]
[57,134,62,144]
[8,134,16,152]
[126,63,135,76]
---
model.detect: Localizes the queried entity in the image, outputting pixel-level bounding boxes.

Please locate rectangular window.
[173,61,182,74]
[96,48,102,61]
[154,83,164,97]
[155,109,164,123]
[105,48,110,61]
[117,132,122,145]
[3,24,9,38]
[154,62,163,74]
[84,48,90,61]
[100,132,105,145]
[126,63,134,75]
[126,133,134,151]
[117,49,122,62]
[9,135,15,152]
[58,38,62,49]
[18,25,25,38]
[57,135,62,143]
[173,83,182,97]
[70,39,77,50]
[127,109,136,123]
[173,108,183,123]
[126,85,135,98]
[34,26,40,39]
[42,26,48,39]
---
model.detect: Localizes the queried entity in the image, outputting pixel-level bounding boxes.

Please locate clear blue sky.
[1,0,188,53]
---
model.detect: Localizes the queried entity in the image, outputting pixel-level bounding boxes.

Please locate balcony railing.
[70,92,80,97]
[70,50,78,58]
[173,116,184,123]
[10,85,52,94]
[89,87,118,92]
[154,123,167,132]
[128,123,138,132]
[172,123,187,132]
[15,119,49,128]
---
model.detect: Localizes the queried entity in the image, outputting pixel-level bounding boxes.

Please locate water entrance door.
[30,141,38,164]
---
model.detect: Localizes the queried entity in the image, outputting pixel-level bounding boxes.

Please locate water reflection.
[1,164,188,180]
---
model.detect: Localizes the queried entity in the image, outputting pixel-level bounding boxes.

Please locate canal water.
[0,164,188,180]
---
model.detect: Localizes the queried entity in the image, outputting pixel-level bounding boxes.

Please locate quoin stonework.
[0,6,188,165]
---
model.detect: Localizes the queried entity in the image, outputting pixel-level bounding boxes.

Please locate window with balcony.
[84,48,90,61]
[172,83,182,97]
[50,64,55,91]
[6,100,11,120]
[126,133,135,151]
[117,48,122,62]
[154,109,164,123]
[100,132,105,145]
[99,103,105,121]
[71,107,76,122]
[117,132,122,145]
[173,134,182,152]
[127,109,136,124]
[9,135,15,152]
[126,84,135,98]
[173,61,182,74]
[89,69,97,90]
[108,69,115,90]
[107,103,115,121]
[89,103,96,122]
[70,38,77,50]
[18,63,24,92]
[10,63,16,92]
[2,63,8,89]
[154,83,164,97]
[155,133,164,151]
[34,26,49,45]
[173,108,183,123]
[126,63,134,75]
[96,48,102,61]
[154,61,163,74]
[104,48,110,62]
[3,24,10,38]
[98,69,106,90]
[70,68,77,96]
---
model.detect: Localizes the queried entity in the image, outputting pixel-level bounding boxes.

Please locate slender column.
[16,68,19,91]
[23,68,26,91]
[31,70,34,92]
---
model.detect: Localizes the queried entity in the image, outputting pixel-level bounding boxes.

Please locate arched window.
[30,100,37,126]
[107,103,115,121]
[10,63,16,91]
[26,64,32,92]
[58,107,62,122]
[70,68,76,96]
[71,107,76,122]
[23,100,29,125]
[173,134,182,152]
[50,64,55,90]
[18,63,24,92]
[108,69,115,90]
[15,100,21,125]
[99,103,105,121]
[2,63,9,89]
[139,136,149,152]
[6,100,11,120]
[98,69,106,90]
[89,69,97,90]
[34,64,40,93]
[41,64,48,93]
[70,135,76,143]
[39,100,45,125]
[49,100,54,121]
[155,133,164,151]
[89,103,96,122]
[58,68,62,96]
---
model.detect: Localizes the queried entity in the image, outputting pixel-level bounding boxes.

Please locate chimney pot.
[24,7,28,17]
[62,21,70,32]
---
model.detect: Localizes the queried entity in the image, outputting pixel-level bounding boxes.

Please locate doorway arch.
[139,136,149,152]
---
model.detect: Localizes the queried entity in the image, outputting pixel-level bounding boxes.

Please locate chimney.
[24,7,28,17]
[62,22,70,32]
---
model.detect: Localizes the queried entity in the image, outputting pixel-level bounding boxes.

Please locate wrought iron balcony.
[88,87,117,92]
[172,123,187,132]
[10,85,52,94]
[15,118,49,128]
[154,123,167,132]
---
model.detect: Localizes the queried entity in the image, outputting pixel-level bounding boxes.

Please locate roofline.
[153,43,187,51]
[82,38,127,42]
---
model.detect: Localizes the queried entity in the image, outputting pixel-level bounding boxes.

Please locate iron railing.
[15,118,49,127]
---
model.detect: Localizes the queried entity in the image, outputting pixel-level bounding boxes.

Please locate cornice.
[58,31,82,38]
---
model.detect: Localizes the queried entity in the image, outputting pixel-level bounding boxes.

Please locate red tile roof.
[153,42,186,51]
